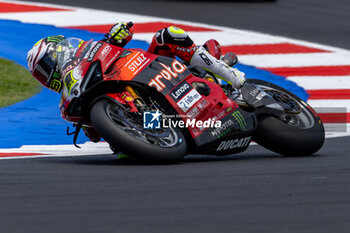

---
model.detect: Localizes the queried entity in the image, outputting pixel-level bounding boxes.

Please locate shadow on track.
[159,0,276,2]
[39,150,323,167]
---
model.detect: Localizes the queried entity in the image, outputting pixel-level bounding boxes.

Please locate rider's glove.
[109,22,133,45]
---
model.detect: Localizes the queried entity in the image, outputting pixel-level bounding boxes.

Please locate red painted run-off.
[0,153,46,158]
[66,22,221,33]
[221,43,329,55]
[318,113,350,123]
[0,2,71,12]
[308,89,350,100]
[265,65,350,76]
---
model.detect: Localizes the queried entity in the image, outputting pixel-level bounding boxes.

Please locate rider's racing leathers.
[147,26,246,88]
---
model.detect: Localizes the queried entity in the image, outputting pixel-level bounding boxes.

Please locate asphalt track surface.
[2,0,350,232]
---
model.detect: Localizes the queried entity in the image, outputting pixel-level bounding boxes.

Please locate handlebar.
[106,21,133,43]
[126,21,133,29]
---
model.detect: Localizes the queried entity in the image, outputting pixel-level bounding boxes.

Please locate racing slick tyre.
[248,79,325,156]
[90,99,187,162]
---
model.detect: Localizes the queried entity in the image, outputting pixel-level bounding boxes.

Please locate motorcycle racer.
[109,23,283,112]
[109,22,246,88]
[26,22,282,145]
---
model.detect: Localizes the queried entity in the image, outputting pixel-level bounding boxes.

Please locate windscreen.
[56,37,93,72]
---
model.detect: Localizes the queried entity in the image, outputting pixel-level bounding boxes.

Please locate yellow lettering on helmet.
[34,39,43,46]
[50,79,62,93]
[56,45,62,53]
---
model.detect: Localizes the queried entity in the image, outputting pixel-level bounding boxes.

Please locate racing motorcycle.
[58,35,325,161]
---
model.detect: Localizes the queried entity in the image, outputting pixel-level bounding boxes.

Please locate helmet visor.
[33,52,62,92]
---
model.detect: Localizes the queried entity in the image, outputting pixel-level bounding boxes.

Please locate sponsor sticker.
[126,53,150,74]
[99,44,112,61]
[210,119,235,139]
[197,99,209,110]
[87,42,103,62]
[186,106,200,119]
[148,60,187,92]
[170,81,192,101]
[232,110,247,131]
[177,89,202,113]
[199,52,213,66]
[216,136,252,151]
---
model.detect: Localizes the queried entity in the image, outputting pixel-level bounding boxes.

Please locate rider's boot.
[192,44,285,115]
[218,51,285,115]
[190,46,245,88]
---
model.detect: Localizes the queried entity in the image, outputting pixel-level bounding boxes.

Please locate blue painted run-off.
[0,19,308,148]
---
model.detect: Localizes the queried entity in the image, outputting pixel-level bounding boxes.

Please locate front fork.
[124,86,144,107]
[68,86,144,146]
[106,86,140,112]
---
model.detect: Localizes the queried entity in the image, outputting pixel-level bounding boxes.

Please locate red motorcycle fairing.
[164,75,257,155]
[107,52,256,154]
[60,40,256,155]
[59,41,152,122]
[165,76,237,136]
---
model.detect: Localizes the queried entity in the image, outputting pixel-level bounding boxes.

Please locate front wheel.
[248,79,325,156]
[90,99,187,162]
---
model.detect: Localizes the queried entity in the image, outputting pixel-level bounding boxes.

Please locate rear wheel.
[247,79,325,156]
[90,99,187,162]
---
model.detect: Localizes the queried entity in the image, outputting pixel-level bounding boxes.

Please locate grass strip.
[0,58,41,108]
